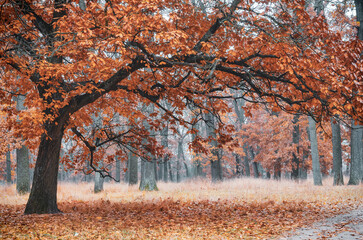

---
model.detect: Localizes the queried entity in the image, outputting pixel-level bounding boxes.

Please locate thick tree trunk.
[348,120,362,185]
[308,116,323,185]
[24,122,65,214]
[161,125,169,182]
[331,118,344,185]
[6,150,11,184]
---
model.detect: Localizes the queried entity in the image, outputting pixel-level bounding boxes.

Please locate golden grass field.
[0,177,362,239]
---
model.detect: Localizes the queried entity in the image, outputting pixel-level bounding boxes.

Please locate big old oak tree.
[0,0,362,214]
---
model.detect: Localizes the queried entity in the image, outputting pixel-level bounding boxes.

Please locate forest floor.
[0,178,362,239]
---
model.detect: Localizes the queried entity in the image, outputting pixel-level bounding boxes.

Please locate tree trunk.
[139,104,158,190]
[243,145,250,177]
[308,116,323,185]
[139,159,158,191]
[128,152,138,185]
[94,171,104,193]
[161,125,169,182]
[16,95,30,194]
[168,161,173,182]
[6,150,11,184]
[177,140,183,182]
[205,112,223,182]
[16,145,31,194]
[348,120,362,185]
[24,122,65,214]
[163,159,168,182]
[115,156,121,182]
[291,115,300,181]
[191,121,203,178]
[331,118,344,185]
[252,162,259,178]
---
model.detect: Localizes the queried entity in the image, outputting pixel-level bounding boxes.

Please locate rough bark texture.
[24,122,65,214]
[308,116,323,185]
[331,119,344,186]
[348,120,362,185]
[205,112,223,182]
[6,150,11,184]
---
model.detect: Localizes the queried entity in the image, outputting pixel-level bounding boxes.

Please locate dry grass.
[1,177,362,207]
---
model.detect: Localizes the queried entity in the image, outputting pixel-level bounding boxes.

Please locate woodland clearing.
[0,178,362,239]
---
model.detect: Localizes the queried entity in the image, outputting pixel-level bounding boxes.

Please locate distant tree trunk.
[331,118,344,185]
[128,152,138,185]
[177,139,183,182]
[16,95,30,194]
[252,162,259,178]
[291,115,300,181]
[243,145,250,177]
[233,97,246,177]
[140,159,158,191]
[308,116,323,185]
[191,121,203,178]
[204,112,223,182]
[94,171,104,193]
[348,120,362,185]
[161,125,169,182]
[139,104,158,191]
[6,150,11,184]
[168,161,173,182]
[115,156,121,182]
[16,146,30,194]
[157,161,163,181]
[235,154,242,176]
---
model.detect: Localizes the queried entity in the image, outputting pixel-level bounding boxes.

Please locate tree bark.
[331,118,344,185]
[139,159,158,191]
[176,140,183,182]
[348,120,362,185]
[204,112,223,182]
[94,170,104,193]
[139,104,158,190]
[115,156,121,182]
[128,152,138,185]
[24,121,65,214]
[161,125,169,182]
[16,95,30,194]
[6,150,11,184]
[291,115,300,181]
[308,116,323,185]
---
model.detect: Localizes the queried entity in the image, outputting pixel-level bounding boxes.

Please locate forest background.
[0,0,362,239]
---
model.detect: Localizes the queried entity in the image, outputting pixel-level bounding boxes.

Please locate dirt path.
[278,208,363,240]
